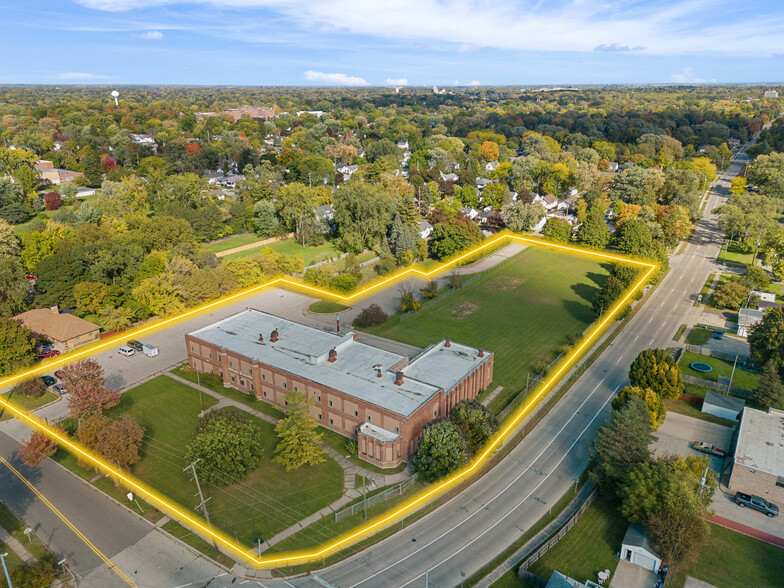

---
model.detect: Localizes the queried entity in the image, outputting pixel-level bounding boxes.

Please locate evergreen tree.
[397,196,418,226]
[628,348,684,399]
[753,361,784,409]
[82,151,103,188]
[411,419,468,482]
[576,207,611,248]
[273,390,326,471]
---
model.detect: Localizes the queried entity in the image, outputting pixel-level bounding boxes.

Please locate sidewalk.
[0,522,36,563]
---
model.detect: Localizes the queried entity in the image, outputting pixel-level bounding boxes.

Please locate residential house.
[34,161,82,186]
[129,134,157,151]
[418,221,433,239]
[396,140,409,150]
[439,171,459,183]
[460,206,479,220]
[764,90,779,98]
[475,177,492,189]
[533,194,559,211]
[728,407,784,505]
[315,204,335,223]
[727,138,741,149]
[336,163,358,182]
[751,291,778,310]
[607,162,619,172]
[485,160,499,173]
[13,306,100,351]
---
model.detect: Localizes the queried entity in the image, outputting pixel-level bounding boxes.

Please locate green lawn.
[318,426,407,474]
[92,376,344,548]
[770,282,784,303]
[309,300,350,314]
[204,232,271,254]
[668,523,784,588]
[718,241,754,267]
[221,238,339,266]
[685,326,714,345]
[0,390,59,422]
[679,350,761,390]
[526,497,627,585]
[696,274,715,306]
[664,390,739,428]
[362,248,611,414]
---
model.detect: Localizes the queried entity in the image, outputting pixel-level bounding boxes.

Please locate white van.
[118,346,136,357]
[142,344,159,357]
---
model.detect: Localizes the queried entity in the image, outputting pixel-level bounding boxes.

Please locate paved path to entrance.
[709,515,784,548]
[0,521,36,563]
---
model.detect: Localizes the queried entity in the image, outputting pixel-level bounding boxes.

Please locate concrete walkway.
[0,523,36,563]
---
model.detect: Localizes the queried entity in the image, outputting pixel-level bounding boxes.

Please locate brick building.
[728,407,784,505]
[185,309,494,468]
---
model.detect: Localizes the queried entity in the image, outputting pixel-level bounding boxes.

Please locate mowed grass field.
[364,247,611,413]
[102,376,344,547]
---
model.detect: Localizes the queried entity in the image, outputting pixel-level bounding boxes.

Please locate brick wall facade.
[185,335,493,468]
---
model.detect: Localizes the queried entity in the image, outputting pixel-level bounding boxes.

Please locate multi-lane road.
[0,151,745,587]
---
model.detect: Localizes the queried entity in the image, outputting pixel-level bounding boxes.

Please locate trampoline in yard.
[690,362,713,373]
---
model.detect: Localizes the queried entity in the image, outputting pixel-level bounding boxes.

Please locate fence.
[682,374,752,398]
[518,488,598,578]
[683,344,760,371]
[334,478,414,523]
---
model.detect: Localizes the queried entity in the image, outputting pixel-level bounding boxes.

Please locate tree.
[0,203,33,224]
[592,275,625,317]
[657,205,692,247]
[0,255,29,317]
[576,207,610,249]
[253,200,280,237]
[590,396,653,493]
[613,218,653,256]
[186,409,264,485]
[82,151,103,187]
[11,377,45,398]
[749,307,784,369]
[712,280,750,310]
[449,400,499,454]
[746,151,784,198]
[400,288,422,312]
[628,348,684,400]
[429,218,482,260]
[273,390,326,471]
[0,317,37,377]
[0,219,19,257]
[94,415,145,470]
[754,361,784,409]
[609,167,665,205]
[333,181,395,253]
[19,428,62,467]
[354,304,388,327]
[730,176,747,194]
[43,191,63,211]
[612,386,665,429]
[542,217,571,243]
[411,419,468,482]
[645,504,708,566]
[502,200,545,232]
[98,305,136,331]
[477,141,500,162]
[62,359,120,419]
[132,274,184,317]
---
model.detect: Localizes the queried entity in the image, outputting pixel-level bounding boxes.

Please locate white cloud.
[304,70,368,86]
[468,80,481,86]
[73,0,784,56]
[670,67,707,83]
[385,78,408,85]
[57,72,108,80]
[140,30,164,39]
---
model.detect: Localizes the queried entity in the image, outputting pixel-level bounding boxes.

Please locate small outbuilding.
[702,390,745,422]
[13,306,100,351]
[620,523,662,573]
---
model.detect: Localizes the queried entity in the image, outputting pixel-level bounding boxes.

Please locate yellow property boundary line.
[0,232,656,568]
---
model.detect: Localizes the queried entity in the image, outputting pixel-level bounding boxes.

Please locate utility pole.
[728,354,739,394]
[184,460,218,554]
[363,474,367,520]
[1,553,12,588]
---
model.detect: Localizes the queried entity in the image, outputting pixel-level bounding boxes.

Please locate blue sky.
[2,0,784,85]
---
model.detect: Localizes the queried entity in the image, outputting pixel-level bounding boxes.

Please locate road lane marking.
[348,378,609,588]
[0,456,136,587]
[399,388,620,588]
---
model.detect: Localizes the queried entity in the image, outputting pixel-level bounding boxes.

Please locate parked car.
[54,370,66,380]
[40,375,56,387]
[692,441,726,457]
[51,384,65,394]
[712,330,724,340]
[39,349,60,359]
[118,346,136,357]
[734,492,778,517]
[127,340,144,352]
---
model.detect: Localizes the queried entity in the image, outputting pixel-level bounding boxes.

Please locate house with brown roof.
[13,306,100,350]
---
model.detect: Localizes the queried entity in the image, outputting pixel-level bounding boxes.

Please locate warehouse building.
[728,407,784,505]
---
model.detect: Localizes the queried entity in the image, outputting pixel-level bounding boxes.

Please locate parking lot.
[651,411,734,472]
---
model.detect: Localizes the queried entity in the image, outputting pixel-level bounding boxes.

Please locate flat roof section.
[734,407,784,477]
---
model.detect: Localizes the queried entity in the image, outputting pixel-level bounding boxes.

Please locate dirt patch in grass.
[450,301,479,318]
[496,277,524,291]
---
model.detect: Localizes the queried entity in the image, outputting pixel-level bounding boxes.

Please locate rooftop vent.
[374,363,383,378]
[478,347,484,358]
[394,371,404,385]
[444,338,451,348]
[328,347,337,363]
[258,333,264,343]
[270,328,279,343]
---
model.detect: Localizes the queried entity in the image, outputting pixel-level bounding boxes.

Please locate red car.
[25,274,37,281]
[39,349,60,359]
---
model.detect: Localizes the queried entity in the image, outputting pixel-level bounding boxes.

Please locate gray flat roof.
[738,307,765,328]
[188,309,491,417]
[703,390,745,411]
[735,407,784,476]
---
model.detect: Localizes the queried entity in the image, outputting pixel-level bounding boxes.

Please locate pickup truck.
[734,492,778,517]
[692,441,726,457]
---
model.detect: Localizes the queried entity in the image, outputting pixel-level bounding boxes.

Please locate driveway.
[711,490,784,541]
[651,412,735,472]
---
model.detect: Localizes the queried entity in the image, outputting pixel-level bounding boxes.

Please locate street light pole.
[1,553,13,588]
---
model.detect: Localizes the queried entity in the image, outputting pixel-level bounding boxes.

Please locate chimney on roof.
[478,347,484,358]
[258,333,264,343]
[328,347,337,363]
[374,364,383,378]
[50,306,59,315]
[394,371,404,385]
[270,328,279,343]
[444,338,451,348]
